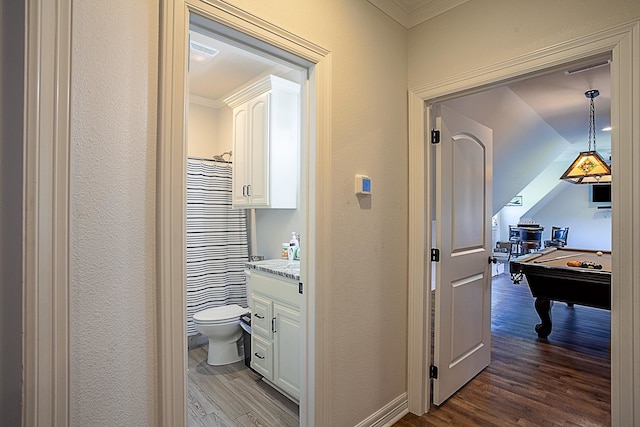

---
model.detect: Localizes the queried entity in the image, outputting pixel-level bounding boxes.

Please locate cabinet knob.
[254,352,265,360]
[254,313,264,319]
[246,184,251,196]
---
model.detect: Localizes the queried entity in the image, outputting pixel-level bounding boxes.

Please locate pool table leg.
[534,298,553,338]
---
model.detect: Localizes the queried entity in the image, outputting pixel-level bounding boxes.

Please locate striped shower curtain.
[186,158,249,336]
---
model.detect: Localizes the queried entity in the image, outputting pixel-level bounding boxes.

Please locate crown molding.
[189,94,226,108]
[368,0,468,29]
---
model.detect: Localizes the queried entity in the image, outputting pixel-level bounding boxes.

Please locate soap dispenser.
[288,232,299,262]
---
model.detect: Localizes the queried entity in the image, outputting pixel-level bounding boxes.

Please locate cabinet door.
[231,104,249,207]
[247,93,269,207]
[273,303,300,400]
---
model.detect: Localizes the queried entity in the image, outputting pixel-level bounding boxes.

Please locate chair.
[508,225,522,258]
[544,226,569,248]
[519,226,543,253]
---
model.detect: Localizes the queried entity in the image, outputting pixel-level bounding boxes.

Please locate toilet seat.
[193,304,248,324]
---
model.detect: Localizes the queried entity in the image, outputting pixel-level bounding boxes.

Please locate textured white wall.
[530,185,612,251]
[0,0,24,425]
[70,1,158,425]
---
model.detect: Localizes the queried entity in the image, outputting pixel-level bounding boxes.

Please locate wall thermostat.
[355,174,371,195]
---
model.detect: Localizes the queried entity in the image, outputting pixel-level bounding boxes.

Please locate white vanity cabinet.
[248,269,301,402]
[224,75,300,209]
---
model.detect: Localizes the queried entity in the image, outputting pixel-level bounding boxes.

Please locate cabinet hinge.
[431,248,440,262]
[429,365,438,379]
[431,129,440,144]
[299,282,303,294]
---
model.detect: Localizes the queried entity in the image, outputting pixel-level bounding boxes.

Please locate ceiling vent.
[564,59,611,75]
[190,41,219,61]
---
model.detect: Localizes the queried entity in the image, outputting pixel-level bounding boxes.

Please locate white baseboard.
[354,393,408,427]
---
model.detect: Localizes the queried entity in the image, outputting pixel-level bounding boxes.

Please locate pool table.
[509,247,612,338]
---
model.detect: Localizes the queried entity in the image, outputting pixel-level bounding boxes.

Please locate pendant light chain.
[586,89,599,152]
[589,94,596,152]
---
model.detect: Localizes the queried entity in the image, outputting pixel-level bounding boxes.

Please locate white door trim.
[23,0,72,424]
[407,21,640,425]
[158,1,331,426]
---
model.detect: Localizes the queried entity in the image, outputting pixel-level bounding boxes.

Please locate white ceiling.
[189,26,612,153]
[508,56,611,150]
[188,30,291,107]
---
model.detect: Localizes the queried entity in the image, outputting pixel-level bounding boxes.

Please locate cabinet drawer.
[251,334,273,379]
[251,293,272,338]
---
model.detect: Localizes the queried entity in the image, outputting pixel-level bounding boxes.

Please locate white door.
[432,105,493,405]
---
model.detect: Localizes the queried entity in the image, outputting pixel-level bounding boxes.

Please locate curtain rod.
[187,156,232,164]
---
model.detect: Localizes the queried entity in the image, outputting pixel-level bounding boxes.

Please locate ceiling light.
[560,89,612,184]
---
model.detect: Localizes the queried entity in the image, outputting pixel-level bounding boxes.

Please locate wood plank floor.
[188,272,610,426]
[187,346,299,426]
[395,272,611,426]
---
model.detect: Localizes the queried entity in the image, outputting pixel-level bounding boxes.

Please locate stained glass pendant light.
[560,89,612,184]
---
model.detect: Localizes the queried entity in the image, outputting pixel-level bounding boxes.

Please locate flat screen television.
[591,184,611,203]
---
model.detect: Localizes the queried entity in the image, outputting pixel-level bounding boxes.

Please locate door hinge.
[431,248,440,262]
[431,129,440,144]
[430,365,439,379]
[299,282,303,294]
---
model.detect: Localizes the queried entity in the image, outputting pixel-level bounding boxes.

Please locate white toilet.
[193,304,249,366]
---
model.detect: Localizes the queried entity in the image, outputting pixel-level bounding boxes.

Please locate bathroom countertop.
[245,259,300,281]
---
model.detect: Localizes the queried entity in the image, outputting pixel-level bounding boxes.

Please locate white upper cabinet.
[225,75,300,209]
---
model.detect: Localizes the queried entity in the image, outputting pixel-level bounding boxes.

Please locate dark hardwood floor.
[396,272,611,427]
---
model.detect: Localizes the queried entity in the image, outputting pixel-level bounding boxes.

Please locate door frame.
[158,1,331,426]
[407,21,640,425]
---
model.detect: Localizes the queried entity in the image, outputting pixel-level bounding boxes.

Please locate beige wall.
[187,102,218,158]
[408,0,640,87]
[187,102,233,158]
[189,2,410,424]
[67,0,408,425]
[50,0,640,424]
[0,0,24,425]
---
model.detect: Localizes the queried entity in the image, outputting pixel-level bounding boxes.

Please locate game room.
[427,55,614,423]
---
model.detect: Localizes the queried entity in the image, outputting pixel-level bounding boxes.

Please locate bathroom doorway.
[158,2,330,423]
[185,14,309,426]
